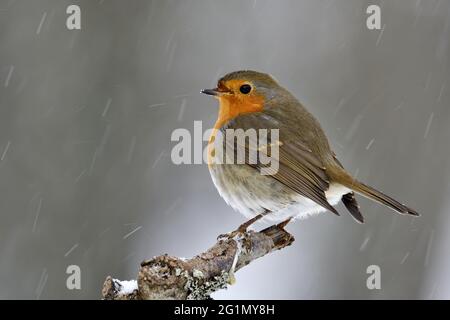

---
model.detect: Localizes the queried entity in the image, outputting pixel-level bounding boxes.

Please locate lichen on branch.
[102,223,294,300]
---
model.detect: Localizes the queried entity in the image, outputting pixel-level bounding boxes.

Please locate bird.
[201,70,419,234]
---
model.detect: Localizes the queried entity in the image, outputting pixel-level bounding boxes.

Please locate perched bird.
[201,70,419,232]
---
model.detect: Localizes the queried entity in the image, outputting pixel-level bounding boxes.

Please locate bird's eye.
[239,84,252,94]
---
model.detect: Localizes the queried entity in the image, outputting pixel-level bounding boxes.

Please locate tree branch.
[101,223,295,300]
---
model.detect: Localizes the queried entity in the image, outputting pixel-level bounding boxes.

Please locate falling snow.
[64,243,79,257]
[123,226,142,240]
[74,169,86,184]
[401,252,410,264]
[375,24,386,46]
[89,148,99,176]
[36,12,47,35]
[1,141,11,161]
[35,268,48,300]
[178,98,186,122]
[424,112,434,139]
[152,150,166,169]
[32,198,42,233]
[365,138,375,150]
[127,136,137,164]
[437,82,446,102]
[4,65,14,87]
[147,102,166,108]
[359,236,371,252]
[425,229,434,267]
[102,98,112,117]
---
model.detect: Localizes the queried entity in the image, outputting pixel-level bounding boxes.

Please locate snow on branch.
[101,223,295,300]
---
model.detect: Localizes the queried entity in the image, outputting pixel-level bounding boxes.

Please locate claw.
[217,226,247,241]
[218,211,270,241]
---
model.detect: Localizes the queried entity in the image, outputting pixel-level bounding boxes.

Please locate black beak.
[201,88,220,96]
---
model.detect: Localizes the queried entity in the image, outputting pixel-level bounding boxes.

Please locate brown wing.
[223,112,339,215]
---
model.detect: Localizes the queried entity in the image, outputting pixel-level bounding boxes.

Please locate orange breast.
[213,94,264,130]
[207,93,265,166]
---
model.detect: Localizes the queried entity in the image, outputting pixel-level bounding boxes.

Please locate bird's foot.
[217,225,248,241]
[218,212,269,241]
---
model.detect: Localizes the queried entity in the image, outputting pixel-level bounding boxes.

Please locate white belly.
[263,183,350,223]
[209,163,350,224]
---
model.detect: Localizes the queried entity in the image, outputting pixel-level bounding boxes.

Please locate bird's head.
[201,70,283,128]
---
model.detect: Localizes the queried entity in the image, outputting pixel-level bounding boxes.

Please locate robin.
[201,70,419,234]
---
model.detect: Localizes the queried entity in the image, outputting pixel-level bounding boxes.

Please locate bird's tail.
[329,166,420,217]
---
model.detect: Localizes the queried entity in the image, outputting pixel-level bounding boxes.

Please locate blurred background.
[0,0,449,299]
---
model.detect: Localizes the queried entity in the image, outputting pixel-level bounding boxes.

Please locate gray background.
[0,0,449,299]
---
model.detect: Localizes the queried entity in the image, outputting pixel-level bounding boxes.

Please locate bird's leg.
[237,212,268,232]
[218,209,270,240]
